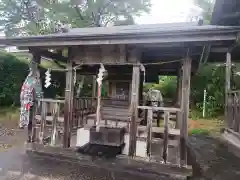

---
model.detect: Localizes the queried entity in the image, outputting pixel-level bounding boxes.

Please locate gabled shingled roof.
[0,22,240,47]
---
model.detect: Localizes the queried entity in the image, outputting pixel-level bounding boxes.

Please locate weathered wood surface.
[26,143,192,178]
[51,102,60,146]
[28,53,41,143]
[39,101,46,144]
[138,126,180,136]
[226,91,240,133]
[63,48,74,148]
[176,67,182,129]
[146,109,153,158]
[39,99,65,103]
[138,106,180,112]
[73,45,127,65]
[163,112,170,163]
[225,52,231,127]
[87,114,135,122]
[180,57,191,166]
[129,63,140,156]
[35,115,64,123]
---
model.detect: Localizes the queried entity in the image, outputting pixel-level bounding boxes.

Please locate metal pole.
[203,89,207,118]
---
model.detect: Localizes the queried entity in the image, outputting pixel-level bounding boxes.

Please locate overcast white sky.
[1,0,198,38]
[137,0,196,24]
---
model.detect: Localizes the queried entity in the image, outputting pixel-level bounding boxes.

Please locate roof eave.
[0,29,239,48]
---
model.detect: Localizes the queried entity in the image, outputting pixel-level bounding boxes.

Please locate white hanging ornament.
[97,64,106,85]
[45,69,51,88]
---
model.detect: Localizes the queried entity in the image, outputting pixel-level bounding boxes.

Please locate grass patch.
[189,128,210,136]
[188,118,224,137]
[0,107,20,128]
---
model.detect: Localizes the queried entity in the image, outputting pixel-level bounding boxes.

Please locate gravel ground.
[0,126,183,180]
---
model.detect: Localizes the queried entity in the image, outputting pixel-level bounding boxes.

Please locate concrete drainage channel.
[25,148,191,180]
[186,135,240,180]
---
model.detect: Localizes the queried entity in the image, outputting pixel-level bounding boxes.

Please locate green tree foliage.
[0,51,66,106]
[194,0,215,23]
[191,64,225,117]
[0,0,151,36]
[189,0,215,24]
[143,76,177,104]
[0,51,29,106]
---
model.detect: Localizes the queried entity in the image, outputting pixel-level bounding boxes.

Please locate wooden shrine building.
[1,22,240,177]
[211,0,240,155]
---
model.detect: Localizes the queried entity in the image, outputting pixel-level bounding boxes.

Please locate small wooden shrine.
[1,22,240,177]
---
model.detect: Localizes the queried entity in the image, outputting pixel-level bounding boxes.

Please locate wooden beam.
[63,48,74,148]
[29,48,68,62]
[180,57,191,166]
[137,106,180,112]
[225,52,231,128]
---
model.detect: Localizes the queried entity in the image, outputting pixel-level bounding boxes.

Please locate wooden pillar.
[128,48,140,156]
[28,53,41,142]
[176,67,183,129]
[146,109,153,158]
[63,48,74,148]
[225,52,231,128]
[163,111,170,163]
[180,57,191,166]
[139,74,144,105]
[129,64,140,156]
[92,75,97,97]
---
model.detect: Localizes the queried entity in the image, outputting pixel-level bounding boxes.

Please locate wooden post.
[176,68,183,129]
[233,94,239,132]
[139,74,144,105]
[63,48,74,148]
[39,101,46,144]
[163,111,169,163]
[146,109,153,159]
[225,52,231,128]
[129,64,140,157]
[51,102,60,146]
[92,75,97,97]
[28,53,41,142]
[180,57,191,166]
[238,93,240,133]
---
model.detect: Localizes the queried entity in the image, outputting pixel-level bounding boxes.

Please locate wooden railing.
[140,100,177,126]
[36,99,65,145]
[138,106,181,164]
[227,90,240,133]
[73,97,97,128]
[34,97,97,145]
